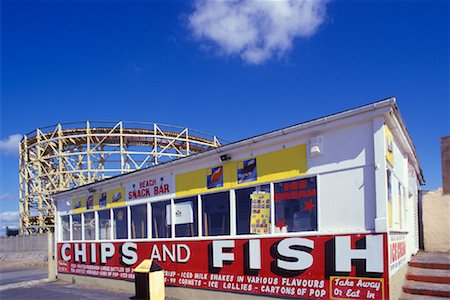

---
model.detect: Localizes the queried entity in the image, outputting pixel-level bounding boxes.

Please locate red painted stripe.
[406,274,450,284]
[408,261,450,270]
[403,287,450,298]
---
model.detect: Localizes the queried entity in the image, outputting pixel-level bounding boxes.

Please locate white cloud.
[0,193,15,201]
[188,0,328,64]
[0,211,19,229]
[0,134,22,156]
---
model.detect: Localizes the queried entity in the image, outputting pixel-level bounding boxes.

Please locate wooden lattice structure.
[19,121,221,234]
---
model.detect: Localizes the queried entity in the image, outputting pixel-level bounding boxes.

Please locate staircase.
[401,252,450,299]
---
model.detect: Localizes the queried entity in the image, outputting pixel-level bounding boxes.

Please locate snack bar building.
[53,98,423,300]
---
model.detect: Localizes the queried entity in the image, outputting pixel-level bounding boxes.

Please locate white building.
[53,98,423,300]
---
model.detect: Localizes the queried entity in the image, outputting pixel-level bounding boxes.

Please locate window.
[202,192,229,236]
[113,207,128,239]
[84,212,95,240]
[72,214,82,240]
[61,215,70,241]
[387,169,393,228]
[236,185,270,235]
[152,200,171,238]
[274,177,317,232]
[131,204,147,239]
[174,197,198,237]
[98,209,111,240]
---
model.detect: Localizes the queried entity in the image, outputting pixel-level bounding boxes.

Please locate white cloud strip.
[0,193,15,201]
[0,134,22,156]
[188,0,328,64]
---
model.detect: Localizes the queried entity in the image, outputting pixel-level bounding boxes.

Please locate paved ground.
[0,266,182,300]
[0,266,136,300]
[0,267,47,285]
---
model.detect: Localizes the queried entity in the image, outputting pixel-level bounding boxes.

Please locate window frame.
[61,173,320,242]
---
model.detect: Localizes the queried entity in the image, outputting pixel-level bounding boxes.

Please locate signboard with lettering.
[126,174,174,202]
[389,233,407,275]
[57,233,389,299]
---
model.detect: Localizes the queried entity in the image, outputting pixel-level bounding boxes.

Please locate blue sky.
[1,0,449,230]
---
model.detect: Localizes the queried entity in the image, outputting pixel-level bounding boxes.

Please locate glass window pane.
[98,209,111,240]
[202,192,230,236]
[175,197,198,237]
[274,177,317,232]
[113,207,128,239]
[151,200,171,238]
[236,185,270,235]
[131,204,147,239]
[61,215,70,241]
[84,212,95,240]
[72,214,82,240]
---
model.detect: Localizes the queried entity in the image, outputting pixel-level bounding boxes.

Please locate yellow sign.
[385,125,394,167]
[176,144,307,197]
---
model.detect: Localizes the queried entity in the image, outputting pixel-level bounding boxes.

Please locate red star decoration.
[276,219,286,229]
[303,199,316,213]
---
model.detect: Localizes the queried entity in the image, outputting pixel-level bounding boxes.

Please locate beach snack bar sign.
[57,233,388,299]
[126,175,175,201]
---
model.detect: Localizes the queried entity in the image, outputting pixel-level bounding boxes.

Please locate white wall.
[308,121,376,232]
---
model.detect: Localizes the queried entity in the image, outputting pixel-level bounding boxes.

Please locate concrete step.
[407,266,450,284]
[403,280,450,298]
[409,252,450,270]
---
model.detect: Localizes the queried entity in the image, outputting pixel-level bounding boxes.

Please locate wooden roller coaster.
[19,121,222,234]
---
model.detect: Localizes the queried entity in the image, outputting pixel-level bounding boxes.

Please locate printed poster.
[71,187,125,213]
[250,192,270,234]
[207,166,223,189]
[99,192,107,208]
[238,158,257,184]
[86,195,94,210]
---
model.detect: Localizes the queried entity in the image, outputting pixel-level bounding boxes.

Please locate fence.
[0,234,48,252]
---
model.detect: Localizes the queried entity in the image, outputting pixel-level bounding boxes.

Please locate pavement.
[0,279,135,300]
[0,267,48,286]
[0,266,135,300]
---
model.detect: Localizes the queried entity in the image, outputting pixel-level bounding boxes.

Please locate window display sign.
[274,177,317,232]
[166,201,194,225]
[249,192,270,234]
[57,233,388,299]
[126,175,174,201]
[238,158,257,184]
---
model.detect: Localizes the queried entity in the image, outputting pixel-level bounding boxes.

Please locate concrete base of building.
[58,274,277,300]
[59,273,134,292]
[389,263,408,300]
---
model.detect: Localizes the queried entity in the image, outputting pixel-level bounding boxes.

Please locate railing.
[0,234,48,252]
